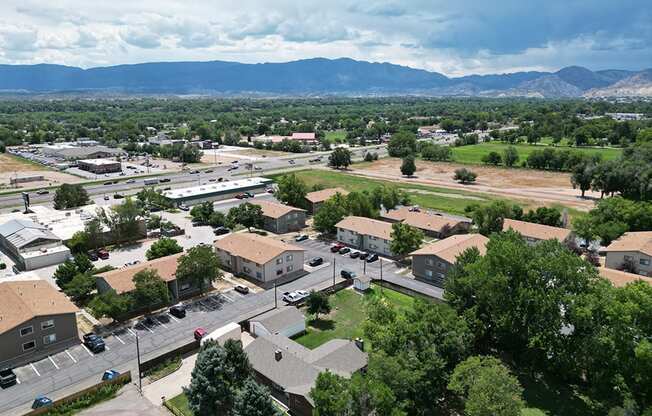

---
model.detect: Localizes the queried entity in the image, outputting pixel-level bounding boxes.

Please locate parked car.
[358,252,369,260]
[234,285,250,294]
[295,290,309,298]
[218,177,224,182]
[36,190,49,195]
[0,368,17,388]
[341,269,357,279]
[227,166,238,171]
[194,327,207,341]
[266,187,275,193]
[101,370,120,381]
[330,243,345,253]
[113,193,124,199]
[169,305,186,319]
[349,251,360,259]
[254,166,262,171]
[243,192,254,198]
[83,333,106,353]
[178,205,190,211]
[213,226,230,236]
[126,179,136,184]
[159,178,171,183]
[190,170,200,174]
[366,253,379,263]
[288,159,295,164]
[103,181,112,185]
[31,396,53,409]
[87,251,99,261]
[204,169,213,173]
[282,292,302,303]
[338,247,351,255]
[234,193,246,199]
[97,249,109,260]
[295,234,309,242]
[309,257,324,267]
[103,195,109,201]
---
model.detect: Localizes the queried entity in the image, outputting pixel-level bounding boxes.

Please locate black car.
[36,190,49,195]
[338,247,351,255]
[234,285,250,294]
[159,178,171,183]
[205,169,213,173]
[86,251,99,261]
[169,305,186,319]
[213,226,230,236]
[244,192,254,198]
[341,269,357,279]
[309,257,324,267]
[0,368,17,388]
[359,252,369,260]
[366,253,379,263]
[83,333,105,353]
[349,251,360,259]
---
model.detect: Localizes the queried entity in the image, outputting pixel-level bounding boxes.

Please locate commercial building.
[381,207,471,238]
[603,232,652,276]
[0,219,71,271]
[214,233,305,285]
[95,252,202,301]
[42,145,125,160]
[9,175,44,185]
[162,177,272,207]
[336,216,395,256]
[249,307,306,338]
[255,200,306,234]
[305,187,349,214]
[598,267,652,287]
[78,158,122,174]
[245,333,367,416]
[410,234,488,287]
[290,132,319,145]
[502,219,573,245]
[0,280,79,368]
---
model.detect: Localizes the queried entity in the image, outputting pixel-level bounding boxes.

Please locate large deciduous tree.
[133,268,170,313]
[274,174,308,208]
[53,183,90,210]
[175,245,222,294]
[233,378,281,416]
[328,147,352,169]
[306,291,331,320]
[227,203,264,231]
[389,222,424,257]
[313,193,348,234]
[145,237,183,260]
[400,155,416,177]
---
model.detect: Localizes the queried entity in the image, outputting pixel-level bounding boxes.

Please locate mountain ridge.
[0,58,650,98]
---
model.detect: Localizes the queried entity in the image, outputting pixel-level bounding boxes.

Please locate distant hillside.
[0,58,649,98]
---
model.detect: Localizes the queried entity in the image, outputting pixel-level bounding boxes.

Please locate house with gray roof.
[244,333,367,416]
[249,307,306,338]
[0,219,70,271]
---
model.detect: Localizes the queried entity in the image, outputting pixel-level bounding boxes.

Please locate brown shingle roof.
[603,231,652,256]
[305,188,349,204]
[96,252,183,294]
[0,280,78,334]
[215,233,304,264]
[410,234,489,263]
[255,200,305,219]
[598,267,652,287]
[383,207,464,233]
[335,216,394,240]
[502,219,572,242]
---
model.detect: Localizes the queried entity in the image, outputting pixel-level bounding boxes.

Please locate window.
[436,272,445,279]
[256,272,262,279]
[180,282,191,291]
[425,259,434,266]
[22,341,36,351]
[41,320,55,330]
[276,269,283,275]
[20,326,33,337]
[286,254,293,261]
[370,244,377,249]
[243,266,251,273]
[276,258,283,265]
[43,334,57,345]
[287,265,294,272]
[640,258,650,266]
[437,262,446,269]
[370,236,377,240]
[425,270,433,278]
[624,255,633,261]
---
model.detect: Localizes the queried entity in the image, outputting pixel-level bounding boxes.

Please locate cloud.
[120,27,161,49]
[0,25,38,52]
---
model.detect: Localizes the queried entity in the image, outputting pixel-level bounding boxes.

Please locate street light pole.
[379,258,383,294]
[332,257,336,288]
[135,333,142,393]
[274,280,278,308]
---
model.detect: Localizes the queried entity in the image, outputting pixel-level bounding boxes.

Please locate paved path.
[143,354,197,406]
[78,384,168,416]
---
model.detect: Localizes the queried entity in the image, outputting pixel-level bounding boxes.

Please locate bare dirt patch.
[0,154,83,190]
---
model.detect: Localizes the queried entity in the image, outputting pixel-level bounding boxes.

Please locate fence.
[138,341,199,377]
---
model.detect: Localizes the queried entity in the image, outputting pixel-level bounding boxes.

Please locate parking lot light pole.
[135,333,142,393]
[380,258,383,294]
[332,257,336,288]
[274,280,278,308]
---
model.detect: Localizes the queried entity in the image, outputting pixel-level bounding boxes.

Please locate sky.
[0,0,650,76]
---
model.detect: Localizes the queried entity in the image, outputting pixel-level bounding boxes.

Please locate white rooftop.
[79,158,121,165]
[163,177,272,200]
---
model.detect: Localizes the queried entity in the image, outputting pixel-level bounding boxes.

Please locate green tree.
[233,378,281,416]
[306,291,331,320]
[329,147,352,169]
[227,203,264,231]
[84,217,104,249]
[208,212,227,228]
[145,237,183,260]
[454,168,478,184]
[345,191,378,218]
[571,162,595,198]
[88,289,131,321]
[448,356,524,416]
[53,255,91,288]
[102,197,143,243]
[387,130,417,157]
[503,146,519,167]
[389,222,424,257]
[400,155,416,177]
[74,254,94,274]
[186,339,252,416]
[481,151,502,166]
[465,201,521,236]
[176,245,222,294]
[63,272,96,303]
[53,183,90,210]
[66,231,89,254]
[133,268,170,313]
[274,174,308,208]
[522,207,562,227]
[311,371,351,416]
[313,194,348,234]
[190,202,215,225]
[571,197,652,245]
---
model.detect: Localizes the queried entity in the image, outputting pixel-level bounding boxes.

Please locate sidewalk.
[142,353,197,406]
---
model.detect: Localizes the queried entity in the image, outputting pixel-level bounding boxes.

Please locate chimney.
[274,349,283,361]
[354,337,364,352]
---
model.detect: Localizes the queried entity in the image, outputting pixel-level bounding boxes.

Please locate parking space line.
[221,292,234,302]
[154,317,168,328]
[15,377,20,384]
[127,328,137,337]
[65,350,77,363]
[48,356,59,370]
[104,345,110,351]
[167,313,179,322]
[81,344,94,357]
[113,333,126,344]
[141,323,155,333]
[30,363,41,377]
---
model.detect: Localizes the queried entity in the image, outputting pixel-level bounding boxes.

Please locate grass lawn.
[166,393,193,416]
[325,130,347,143]
[451,142,622,165]
[294,285,420,350]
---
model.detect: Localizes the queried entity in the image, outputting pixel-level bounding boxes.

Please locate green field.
[451,142,622,165]
[324,130,347,143]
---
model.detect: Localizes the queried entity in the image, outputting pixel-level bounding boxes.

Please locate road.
[0,145,388,210]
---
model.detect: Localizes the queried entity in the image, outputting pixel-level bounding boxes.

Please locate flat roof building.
[162,177,272,206]
[78,158,122,174]
[0,219,71,271]
[42,145,125,160]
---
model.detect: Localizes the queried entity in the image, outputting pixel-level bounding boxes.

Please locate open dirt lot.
[0,153,83,190]
[352,158,600,211]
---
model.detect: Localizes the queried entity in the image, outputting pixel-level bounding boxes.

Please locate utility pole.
[135,333,142,393]
[332,257,336,288]
[274,280,278,308]
[380,258,383,294]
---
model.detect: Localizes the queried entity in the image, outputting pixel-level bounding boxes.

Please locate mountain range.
[0,58,650,98]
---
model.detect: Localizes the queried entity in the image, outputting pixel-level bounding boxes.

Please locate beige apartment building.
[604,231,652,276]
[336,216,395,256]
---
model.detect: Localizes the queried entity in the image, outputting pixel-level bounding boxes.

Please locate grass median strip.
[144,355,182,382]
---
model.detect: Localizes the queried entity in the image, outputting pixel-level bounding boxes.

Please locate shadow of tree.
[308,318,335,331]
[518,370,601,416]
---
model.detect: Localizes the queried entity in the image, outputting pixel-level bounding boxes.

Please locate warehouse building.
[0,219,71,271]
[162,177,272,206]
[42,145,125,160]
[78,158,122,174]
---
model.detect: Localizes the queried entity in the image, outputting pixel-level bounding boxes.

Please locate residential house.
[245,333,367,416]
[598,267,652,287]
[336,216,395,256]
[214,233,305,285]
[249,307,306,338]
[603,231,652,276]
[95,253,202,302]
[304,188,349,214]
[502,219,573,245]
[0,280,79,368]
[410,234,489,287]
[0,219,71,271]
[255,200,306,234]
[381,207,471,238]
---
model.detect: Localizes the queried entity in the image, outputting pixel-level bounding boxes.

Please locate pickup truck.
[0,368,17,388]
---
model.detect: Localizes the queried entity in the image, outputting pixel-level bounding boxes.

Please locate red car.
[330,243,345,253]
[234,193,246,199]
[194,327,207,341]
[97,249,109,260]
